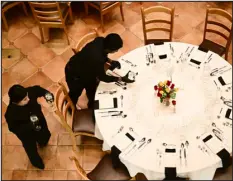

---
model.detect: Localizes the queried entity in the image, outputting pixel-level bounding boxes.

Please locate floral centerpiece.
[154,80,178,106]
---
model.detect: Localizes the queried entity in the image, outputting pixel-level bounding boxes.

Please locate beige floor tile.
[8,58,38,83]
[21,15,37,29]
[2,146,29,170]
[14,33,41,55]
[2,72,18,95]
[179,29,203,45]
[27,45,56,68]
[43,30,75,56]
[2,36,10,48]
[2,170,13,180]
[120,30,143,54]
[67,19,92,41]
[129,20,144,41]
[48,133,59,146]
[113,7,141,29]
[42,56,66,82]
[5,133,22,146]
[80,14,101,29]
[67,170,83,180]
[61,48,75,62]
[81,136,103,145]
[2,45,22,70]
[97,20,126,37]
[82,145,105,171]
[12,170,28,180]
[46,113,66,133]
[2,101,7,124]
[55,146,83,170]
[53,170,68,180]
[26,170,54,180]
[7,22,29,42]
[21,71,53,89]
[58,133,74,146]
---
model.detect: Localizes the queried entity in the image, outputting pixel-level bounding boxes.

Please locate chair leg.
[71,135,79,157]
[100,13,104,32]
[225,53,228,61]
[84,3,89,16]
[69,8,74,24]
[63,26,70,45]
[39,26,45,44]
[21,2,28,16]
[120,4,124,21]
[2,12,9,31]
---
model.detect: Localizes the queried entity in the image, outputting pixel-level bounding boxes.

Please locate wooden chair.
[72,29,99,54]
[54,81,96,157]
[29,2,74,44]
[199,8,232,61]
[84,2,124,32]
[141,6,175,45]
[2,2,28,31]
[70,154,135,180]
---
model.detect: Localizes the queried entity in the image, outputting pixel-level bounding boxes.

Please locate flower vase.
[163,98,170,106]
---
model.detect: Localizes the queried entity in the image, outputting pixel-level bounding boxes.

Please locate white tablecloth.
[94,42,232,180]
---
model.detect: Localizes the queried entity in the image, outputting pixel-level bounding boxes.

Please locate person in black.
[5,84,54,169]
[65,33,134,108]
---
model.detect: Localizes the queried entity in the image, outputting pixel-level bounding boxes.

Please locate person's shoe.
[33,160,45,169]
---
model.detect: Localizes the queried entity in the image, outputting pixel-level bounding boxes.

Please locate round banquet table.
[94,42,232,180]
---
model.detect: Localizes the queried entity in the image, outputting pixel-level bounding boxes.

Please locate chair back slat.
[143,6,172,15]
[203,8,232,49]
[37,15,61,21]
[34,9,59,15]
[145,19,171,25]
[29,2,64,24]
[208,8,232,21]
[207,20,231,33]
[206,29,229,40]
[29,2,58,8]
[146,27,171,33]
[141,6,174,45]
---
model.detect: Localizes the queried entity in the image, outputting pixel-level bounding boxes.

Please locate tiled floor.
[1,2,232,180]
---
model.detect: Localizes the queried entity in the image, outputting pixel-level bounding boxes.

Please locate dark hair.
[8,84,27,103]
[104,33,123,51]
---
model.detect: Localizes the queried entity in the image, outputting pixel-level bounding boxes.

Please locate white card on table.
[203,134,224,154]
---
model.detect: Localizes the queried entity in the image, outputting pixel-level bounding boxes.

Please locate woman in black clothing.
[5,84,54,169]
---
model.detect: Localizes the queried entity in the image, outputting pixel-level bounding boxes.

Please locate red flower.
[158,87,163,91]
[170,84,175,89]
[154,85,158,91]
[157,92,162,97]
[167,80,171,86]
[167,94,170,98]
[172,100,176,105]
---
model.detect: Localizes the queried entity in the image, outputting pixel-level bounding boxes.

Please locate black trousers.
[65,74,99,108]
[21,127,51,167]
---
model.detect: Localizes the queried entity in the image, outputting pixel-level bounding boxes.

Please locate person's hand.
[110,61,121,70]
[121,72,135,83]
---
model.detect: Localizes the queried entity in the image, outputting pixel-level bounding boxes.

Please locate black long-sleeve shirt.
[65,37,119,83]
[5,86,51,142]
